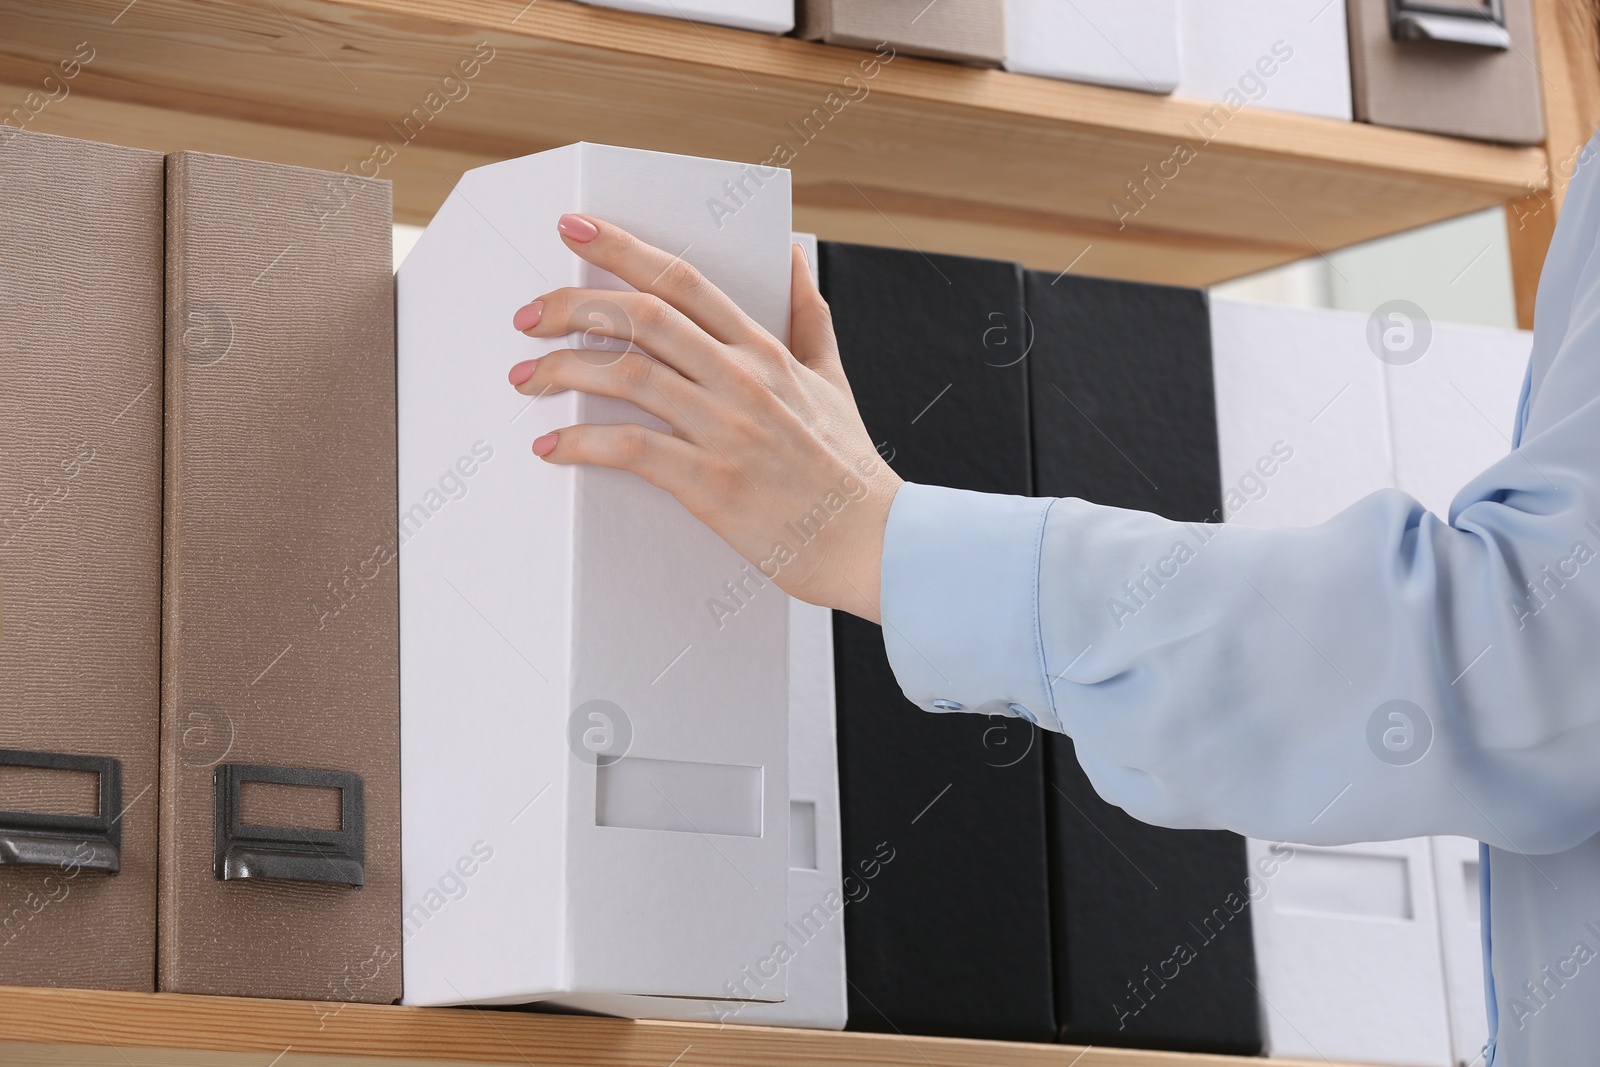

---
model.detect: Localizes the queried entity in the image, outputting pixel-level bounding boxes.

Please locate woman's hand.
[506,214,902,623]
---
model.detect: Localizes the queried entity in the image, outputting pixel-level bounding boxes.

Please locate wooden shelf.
[0,985,1386,1066]
[0,0,1550,287]
[0,9,1534,1064]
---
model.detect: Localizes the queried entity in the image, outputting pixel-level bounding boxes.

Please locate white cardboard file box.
[1003,0,1179,93]
[1209,299,1391,529]
[1432,836,1489,1067]
[573,0,794,33]
[1176,0,1353,121]
[555,235,845,1029]
[721,234,847,1029]
[728,597,846,1028]
[1382,321,1530,518]
[558,597,848,1028]
[1213,301,1464,1063]
[1250,839,1453,1065]
[1382,322,1524,1066]
[398,143,792,1008]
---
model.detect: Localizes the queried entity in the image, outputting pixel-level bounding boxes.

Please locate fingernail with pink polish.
[532,432,559,457]
[512,301,543,332]
[508,359,538,386]
[557,214,599,243]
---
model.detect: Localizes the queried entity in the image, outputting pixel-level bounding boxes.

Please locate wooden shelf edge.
[0,985,1397,1067]
[343,0,1547,199]
[0,0,1553,284]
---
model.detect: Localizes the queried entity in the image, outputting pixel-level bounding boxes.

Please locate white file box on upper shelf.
[1176,0,1353,121]
[573,0,794,33]
[1002,0,1179,93]
[397,143,792,1009]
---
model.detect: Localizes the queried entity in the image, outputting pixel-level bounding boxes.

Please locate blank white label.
[595,757,763,838]
[1273,850,1414,921]
[789,800,817,870]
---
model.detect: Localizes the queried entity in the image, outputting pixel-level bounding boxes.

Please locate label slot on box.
[595,757,762,838]
[1274,849,1414,922]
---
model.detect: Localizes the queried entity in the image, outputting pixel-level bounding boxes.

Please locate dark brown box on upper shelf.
[1347,0,1544,144]
[798,0,1006,66]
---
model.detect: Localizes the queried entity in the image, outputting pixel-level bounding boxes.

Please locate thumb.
[788,242,850,394]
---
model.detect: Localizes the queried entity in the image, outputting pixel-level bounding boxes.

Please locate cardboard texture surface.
[573,0,794,33]
[799,0,1005,66]
[1346,0,1543,143]
[732,597,847,1027]
[160,151,400,1002]
[1209,300,1391,530]
[0,128,163,991]
[1026,273,1260,1054]
[1213,297,1529,525]
[1250,839,1453,1065]
[1209,299,1535,1064]
[820,241,1055,1042]
[1384,322,1524,1067]
[1383,320,1530,518]
[1004,0,1179,93]
[558,596,847,1028]
[1176,0,1353,121]
[1432,836,1488,1066]
[398,144,791,1009]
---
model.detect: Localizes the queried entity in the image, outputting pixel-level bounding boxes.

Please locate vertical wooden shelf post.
[1509,0,1600,328]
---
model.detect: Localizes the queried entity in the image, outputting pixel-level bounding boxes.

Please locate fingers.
[788,242,850,394]
[516,287,720,383]
[556,214,761,346]
[531,422,704,496]
[510,348,708,433]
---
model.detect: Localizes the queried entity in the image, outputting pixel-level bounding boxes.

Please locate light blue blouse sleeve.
[881,140,1600,858]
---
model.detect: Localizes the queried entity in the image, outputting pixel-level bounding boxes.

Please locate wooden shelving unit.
[0,0,1557,294]
[0,985,1369,1067]
[2,3,1596,1064]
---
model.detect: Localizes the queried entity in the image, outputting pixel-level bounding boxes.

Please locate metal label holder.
[213,763,365,886]
[1389,0,1511,49]
[0,748,122,874]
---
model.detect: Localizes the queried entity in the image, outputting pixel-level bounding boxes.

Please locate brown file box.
[0,128,163,991]
[798,0,1005,66]
[160,151,400,1002]
[1347,0,1544,144]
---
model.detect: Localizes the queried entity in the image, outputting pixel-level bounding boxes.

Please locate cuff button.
[1007,703,1037,724]
[931,699,965,712]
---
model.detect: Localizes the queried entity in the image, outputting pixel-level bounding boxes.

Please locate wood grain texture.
[1508,0,1600,327]
[0,0,1548,286]
[1507,189,1559,329]
[0,985,1395,1067]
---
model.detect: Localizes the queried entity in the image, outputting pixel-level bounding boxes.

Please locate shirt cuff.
[879,482,1060,733]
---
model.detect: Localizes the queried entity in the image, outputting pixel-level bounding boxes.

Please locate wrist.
[836,467,901,624]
